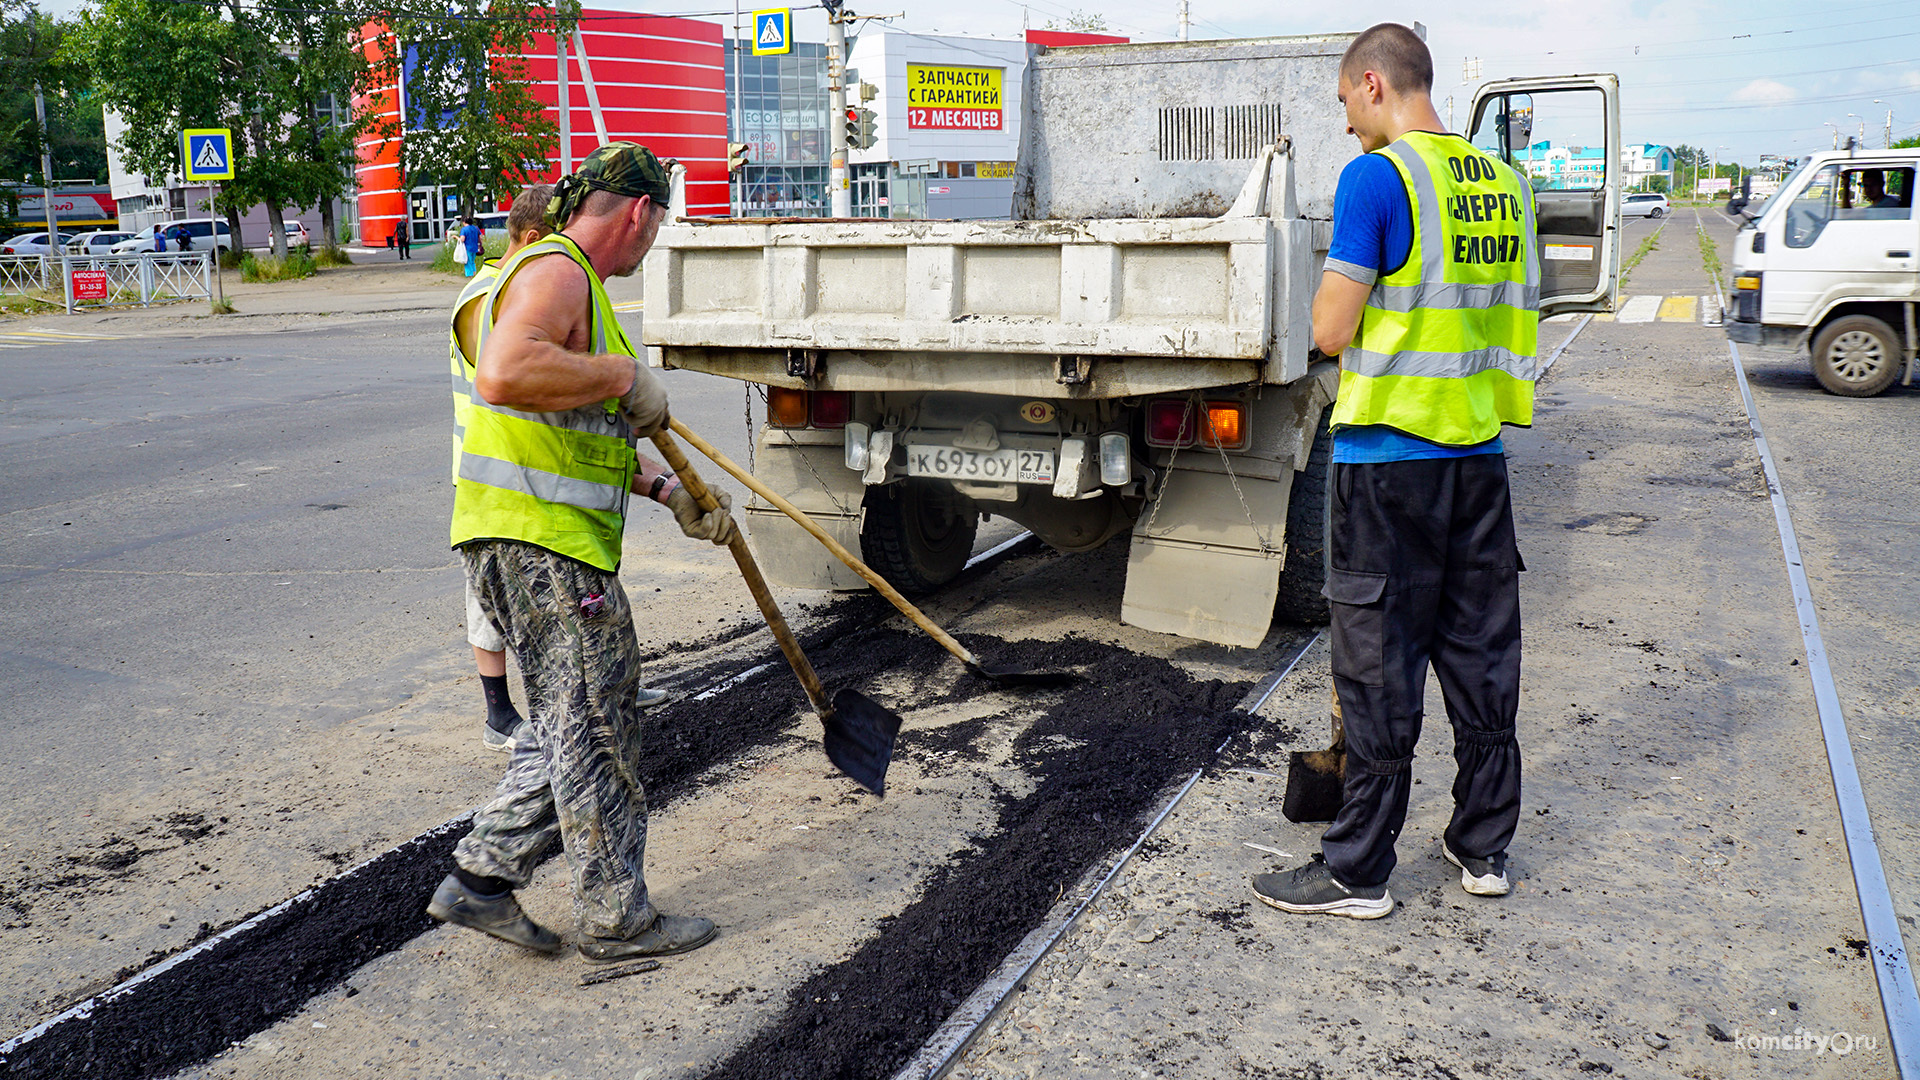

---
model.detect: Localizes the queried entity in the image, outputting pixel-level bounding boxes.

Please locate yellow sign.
[906,65,1004,131]
[751,9,791,55]
[976,161,1015,179]
[181,128,234,181]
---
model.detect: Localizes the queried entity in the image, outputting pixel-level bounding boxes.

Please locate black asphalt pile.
[0,593,905,1080]
[706,635,1257,1080]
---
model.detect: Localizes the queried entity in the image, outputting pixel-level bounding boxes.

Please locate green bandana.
[546,141,672,228]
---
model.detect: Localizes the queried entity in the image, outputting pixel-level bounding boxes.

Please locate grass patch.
[0,289,63,315]
[1696,222,1725,295]
[312,245,353,268]
[240,250,317,283]
[218,249,246,271]
[1620,224,1661,284]
[432,234,507,275]
[211,296,237,314]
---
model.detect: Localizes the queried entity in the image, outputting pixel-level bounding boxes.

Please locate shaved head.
[1340,23,1433,95]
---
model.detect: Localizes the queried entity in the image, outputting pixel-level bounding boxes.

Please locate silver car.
[1623,192,1669,218]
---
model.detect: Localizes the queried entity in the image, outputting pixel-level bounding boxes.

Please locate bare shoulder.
[492,252,591,343]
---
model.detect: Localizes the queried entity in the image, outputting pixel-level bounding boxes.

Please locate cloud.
[1730,78,1798,105]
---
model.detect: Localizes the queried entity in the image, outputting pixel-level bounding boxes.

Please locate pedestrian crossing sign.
[182,128,234,181]
[751,8,791,55]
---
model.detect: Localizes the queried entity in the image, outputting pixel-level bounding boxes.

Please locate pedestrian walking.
[1252,22,1538,920]
[429,143,738,965]
[398,223,413,260]
[459,216,482,277]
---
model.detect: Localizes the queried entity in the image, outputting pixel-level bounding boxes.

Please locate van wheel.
[860,479,977,595]
[1274,408,1332,625]
[1811,315,1903,397]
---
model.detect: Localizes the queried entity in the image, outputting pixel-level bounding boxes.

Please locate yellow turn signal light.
[1196,401,1248,450]
[768,386,809,427]
[1734,276,1761,291]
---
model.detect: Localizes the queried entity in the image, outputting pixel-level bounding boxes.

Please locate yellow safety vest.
[1330,132,1541,446]
[449,234,638,571]
[448,262,501,484]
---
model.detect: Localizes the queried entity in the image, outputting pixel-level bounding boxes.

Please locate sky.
[39,0,1920,163]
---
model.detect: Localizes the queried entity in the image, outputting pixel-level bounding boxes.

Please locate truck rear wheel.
[1274,408,1332,625]
[860,479,978,596]
[1811,315,1903,397]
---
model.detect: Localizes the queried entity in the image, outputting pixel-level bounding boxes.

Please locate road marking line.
[8,330,117,339]
[1615,294,1662,323]
[1701,293,1723,326]
[611,300,644,313]
[1656,295,1697,322]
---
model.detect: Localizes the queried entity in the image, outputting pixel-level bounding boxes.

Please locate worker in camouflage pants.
[431,143,735,964]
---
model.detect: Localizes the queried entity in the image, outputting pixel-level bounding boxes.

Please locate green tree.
[1894,134,1920,150]
[1,3,107,199]
[371,0,578,224]
[1042,9,1110,32]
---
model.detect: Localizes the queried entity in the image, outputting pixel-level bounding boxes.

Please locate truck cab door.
[1469,74,1622,315]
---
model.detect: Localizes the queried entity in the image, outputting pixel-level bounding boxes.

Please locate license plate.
[906,446,1054,483]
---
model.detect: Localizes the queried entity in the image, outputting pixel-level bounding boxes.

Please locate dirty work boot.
[1251,853,1393,919]
[481,720,529,753]
[1443,844,1511,897]
[637,687,674,709]
[427,874,564,954]
[578,913,717,963]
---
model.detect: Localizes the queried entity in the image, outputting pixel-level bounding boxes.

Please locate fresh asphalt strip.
[0,534,1039,1079]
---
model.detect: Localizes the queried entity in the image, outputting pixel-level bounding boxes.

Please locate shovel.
[1281,688,1346,823]
[648,428,902,796]
[669,418,1079,690]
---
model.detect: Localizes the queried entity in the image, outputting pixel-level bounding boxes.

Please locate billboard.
[906,64,1003,131]
[6,188,118,229]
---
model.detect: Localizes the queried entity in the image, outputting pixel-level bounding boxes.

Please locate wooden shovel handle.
[667,417,982,670]
[649,427,830,716]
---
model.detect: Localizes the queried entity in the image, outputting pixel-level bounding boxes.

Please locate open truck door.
[1470,74,1622,315]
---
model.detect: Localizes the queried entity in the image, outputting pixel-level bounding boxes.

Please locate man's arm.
[1311,270,1371,358]
[474,256,635,412]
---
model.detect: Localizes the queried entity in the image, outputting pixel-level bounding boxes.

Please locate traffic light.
[843,107,860,150]
[852,106,877,151]
[727,142,751,173]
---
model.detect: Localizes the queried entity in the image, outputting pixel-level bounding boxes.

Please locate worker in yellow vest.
[428,143,735,965]
[1254,24,1537,920]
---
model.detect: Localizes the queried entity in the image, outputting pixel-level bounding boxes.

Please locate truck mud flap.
[744,433,868,591]
[1121,468,1291,649]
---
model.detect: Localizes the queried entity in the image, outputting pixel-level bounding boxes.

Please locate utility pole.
[29,8,57,246]
[1875,100,1893,148]
[826,0,850,218]
[731,0,742,213]
[1177,0,1189,41]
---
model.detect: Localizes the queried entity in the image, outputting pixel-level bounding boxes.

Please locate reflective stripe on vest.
[449,263,501,484]
[449,234,636,571]
[1330,132,1541,446]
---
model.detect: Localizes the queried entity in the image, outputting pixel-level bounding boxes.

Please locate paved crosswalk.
[0,328,120,350]
[1595,294,1721,325]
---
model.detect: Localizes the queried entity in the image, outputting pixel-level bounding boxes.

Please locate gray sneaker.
[426,874,564,953]
[481,721,528,753]
[1251,853,1393,919]
[637,687,674,709]
[1443,844,1511,896]
[579,913,717,963]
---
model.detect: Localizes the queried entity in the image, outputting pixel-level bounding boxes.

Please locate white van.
[1724,149,1919,396]
[111,219,235,254]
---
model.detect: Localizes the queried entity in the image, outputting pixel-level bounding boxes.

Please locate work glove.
[666,485,736,547]
[619,357,670,437]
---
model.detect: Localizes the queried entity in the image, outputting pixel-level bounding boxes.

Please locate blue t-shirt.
[1326,145,1502,464]
[460,224,482,253]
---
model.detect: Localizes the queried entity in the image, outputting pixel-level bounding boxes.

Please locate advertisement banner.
[10,191,117,228]
[71,269,109,300]
[907,64,1003,131]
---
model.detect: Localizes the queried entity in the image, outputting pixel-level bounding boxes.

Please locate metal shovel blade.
[822,688,903,797]
[964,660,1081,689]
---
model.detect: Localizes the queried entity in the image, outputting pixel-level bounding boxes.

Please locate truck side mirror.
[1726,173,1752,215]
[1504,98,1533,154]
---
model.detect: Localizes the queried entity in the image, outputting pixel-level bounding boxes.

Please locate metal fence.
[59,252,212,312]
[0,254,48,295]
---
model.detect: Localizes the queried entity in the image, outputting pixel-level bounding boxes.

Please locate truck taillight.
[1197,401,1248,450]
[1145,399,1195,447]
[768,386,809,427]
[810,390,852,428]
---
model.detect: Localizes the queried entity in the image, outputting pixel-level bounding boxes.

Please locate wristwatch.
[648,473,672,501]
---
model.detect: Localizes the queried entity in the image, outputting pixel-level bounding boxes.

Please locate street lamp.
[1846,113,1863,149]
[1825,121,1841,150]
[1873,100,1894,148]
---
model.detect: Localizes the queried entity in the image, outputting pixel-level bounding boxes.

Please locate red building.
[354,10,726,246]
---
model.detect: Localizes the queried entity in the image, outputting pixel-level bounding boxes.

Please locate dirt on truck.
[642,33,1623,648]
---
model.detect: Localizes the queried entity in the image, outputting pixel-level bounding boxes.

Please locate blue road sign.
[752,9,791,56]
[182,129,234,182]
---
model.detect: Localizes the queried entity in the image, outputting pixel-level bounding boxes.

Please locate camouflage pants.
[453,540,656,940]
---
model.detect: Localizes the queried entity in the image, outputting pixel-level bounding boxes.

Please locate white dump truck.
[1724,147,1920,397]
[644,34,1621,647]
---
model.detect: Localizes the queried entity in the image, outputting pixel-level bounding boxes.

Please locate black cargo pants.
[1318,453,1523,889]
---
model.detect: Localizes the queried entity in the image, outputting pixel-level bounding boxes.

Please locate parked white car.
[282,221,310,249]
[1623,192,1669,218]
[65,231,134,254]
[111,219,234,254]
[1,231,76,256]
